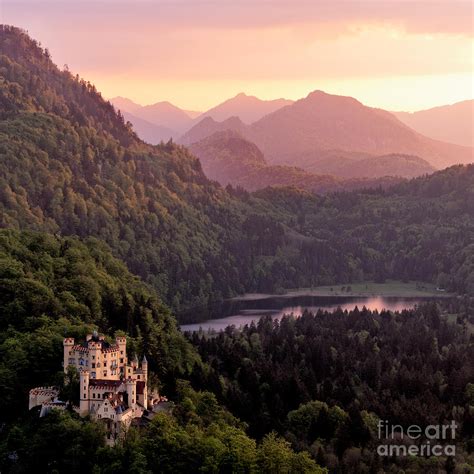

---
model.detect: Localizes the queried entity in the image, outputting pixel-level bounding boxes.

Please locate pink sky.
[2,0,473,111]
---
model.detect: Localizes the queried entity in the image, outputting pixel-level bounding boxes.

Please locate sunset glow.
[2,0,473,110]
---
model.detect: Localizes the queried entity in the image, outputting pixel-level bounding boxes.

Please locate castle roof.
[72,340,119,353]
[88,379,123,389]
[85,335,111,348]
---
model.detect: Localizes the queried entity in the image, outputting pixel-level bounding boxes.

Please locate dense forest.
[1,229,473,472]
[0,26,473,318]
[188,302,474,472]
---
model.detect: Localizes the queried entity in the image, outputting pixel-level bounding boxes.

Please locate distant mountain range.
[110,92,293,144]
[393,100,473,147]
[181,91,473,171]
[120,109,175,143]
[111,97,194,139]
[112,91,472,183]
[198,93,293,124]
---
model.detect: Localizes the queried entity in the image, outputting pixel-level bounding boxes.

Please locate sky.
[1,0,473,111]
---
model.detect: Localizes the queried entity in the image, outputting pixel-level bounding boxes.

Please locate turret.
[79,370,90,416]
[141,355,148,383]
[115,336,127,375]
[63,337,75,374]
[87,339,101,379]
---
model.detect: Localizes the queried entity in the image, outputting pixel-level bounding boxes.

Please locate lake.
[179,294,442,332]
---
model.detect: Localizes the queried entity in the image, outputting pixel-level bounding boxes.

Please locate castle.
[29,333,166,444]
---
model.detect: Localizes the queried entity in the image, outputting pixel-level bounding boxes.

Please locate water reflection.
[180,296,437,332]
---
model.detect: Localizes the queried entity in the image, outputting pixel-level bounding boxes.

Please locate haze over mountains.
[113,90,472,185]
[180,91,472,183]
[111,96,194,138]
[111,92,293,143]
[189,130,432,192]
[198,93,293,124]
[393,100,474,147]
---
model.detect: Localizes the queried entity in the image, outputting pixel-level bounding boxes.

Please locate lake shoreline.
[181,287,454,332]
[231,281,452,301]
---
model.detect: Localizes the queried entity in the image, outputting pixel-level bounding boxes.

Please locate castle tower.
[79,370,90,416]
[88,338,102,379]
[115,336,127,376]
[63,337,75,374]
[126,378,136,409]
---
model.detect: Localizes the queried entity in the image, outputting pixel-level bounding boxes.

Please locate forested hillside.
[0,228,326,473]
[189,301,474,472]
[0,25,254,312]
[0,229,198,419]
[0,25,473,321]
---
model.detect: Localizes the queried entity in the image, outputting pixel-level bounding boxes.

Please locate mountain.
[137,101,194,132]
[198,92,293,124]
[121,109,175,144]
[182,90,473,170]
[180,116,249,145]
[112,91,292,140]
[393,100,474,147]
[188,130,344,192]
[110,96,195,136]
[188,130,266,185]
[251,90,473,169]
[110,96,143,115]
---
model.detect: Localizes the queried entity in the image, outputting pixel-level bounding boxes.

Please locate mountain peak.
[305,89,362,106]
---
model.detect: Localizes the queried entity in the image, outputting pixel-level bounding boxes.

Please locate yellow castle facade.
[30,332,166,444]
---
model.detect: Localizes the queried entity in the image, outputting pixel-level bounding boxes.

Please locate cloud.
[4,0,473,36]
[2,0,472,109]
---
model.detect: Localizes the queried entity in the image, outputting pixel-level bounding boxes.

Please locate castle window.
[104,371,107,377]
[137,375,140,379]
[120,358,124,363]
[93,393,95,398]
[92,363,95,368]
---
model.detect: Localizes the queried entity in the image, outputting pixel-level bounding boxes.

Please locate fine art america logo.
[377,420,457,457]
